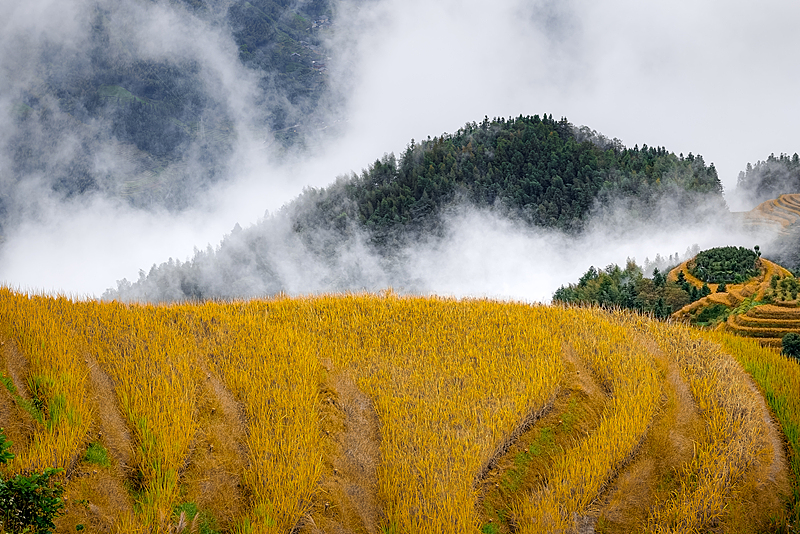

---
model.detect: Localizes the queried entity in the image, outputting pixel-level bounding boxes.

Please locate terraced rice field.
[669,258,793,325]
[741,193,800,236]
[669,255,800,346]
[0,290,795,533]
[727,305,800,347]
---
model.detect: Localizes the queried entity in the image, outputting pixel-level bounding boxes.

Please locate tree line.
[553,261,690,319]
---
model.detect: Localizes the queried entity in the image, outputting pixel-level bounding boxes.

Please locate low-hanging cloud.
[401,202,775,302]
[99,188,777,304]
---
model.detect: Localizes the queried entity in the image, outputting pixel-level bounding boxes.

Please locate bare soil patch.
[0,338,34,450]
[180,368,249,531]
[302,370,383,534]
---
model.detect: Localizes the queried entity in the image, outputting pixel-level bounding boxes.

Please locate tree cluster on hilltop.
[687,246,759,284]
[736,153,800,207]
[336,115,725,235]
[106,115,727,302]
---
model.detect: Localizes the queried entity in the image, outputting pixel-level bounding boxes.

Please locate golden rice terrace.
[669,255,800,347]
[741,193,800,236]
[0,289,799,533]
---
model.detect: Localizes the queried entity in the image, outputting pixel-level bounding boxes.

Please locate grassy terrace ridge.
[0,289,797,533]
[743,193,800,235]
[667,250,800,348]
[706,332,800,525]
[669,255,795,325]
[750,305,800,318]
[733,314,800,329]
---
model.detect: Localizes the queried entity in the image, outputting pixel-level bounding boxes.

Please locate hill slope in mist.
[105,114,728,302]
[735,152,800,209]
[745,194,800,274]
[0,0,334,238]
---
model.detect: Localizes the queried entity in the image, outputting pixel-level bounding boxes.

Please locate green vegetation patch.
[784,333,800,360]
[11,102,33,118]
[732,296,765,316]
[693,303,731,326]
[766,276,800,303]
[480,396,587,533]
[173,502,219,534]
[0,429,65,534]
[1,374,45,425]
[84,441,111,468]
[98,85,152,107]
[688,246,759,284]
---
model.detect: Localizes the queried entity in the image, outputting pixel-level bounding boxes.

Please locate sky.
[0,0,798,299]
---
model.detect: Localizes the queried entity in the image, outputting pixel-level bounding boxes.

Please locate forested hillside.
[339,115,724,233]
[1,0,333,236]
[736,152,800,208]
[106,114,727,302]
[226,0,332,136]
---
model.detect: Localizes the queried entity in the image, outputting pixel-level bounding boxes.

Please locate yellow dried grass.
[640,321,768,532]
[514,308,661,532]
[0,289,789,533]
[0,289,94,473]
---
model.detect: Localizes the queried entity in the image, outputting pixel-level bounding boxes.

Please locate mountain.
[104,114,727,302]
[1,0,334,237]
